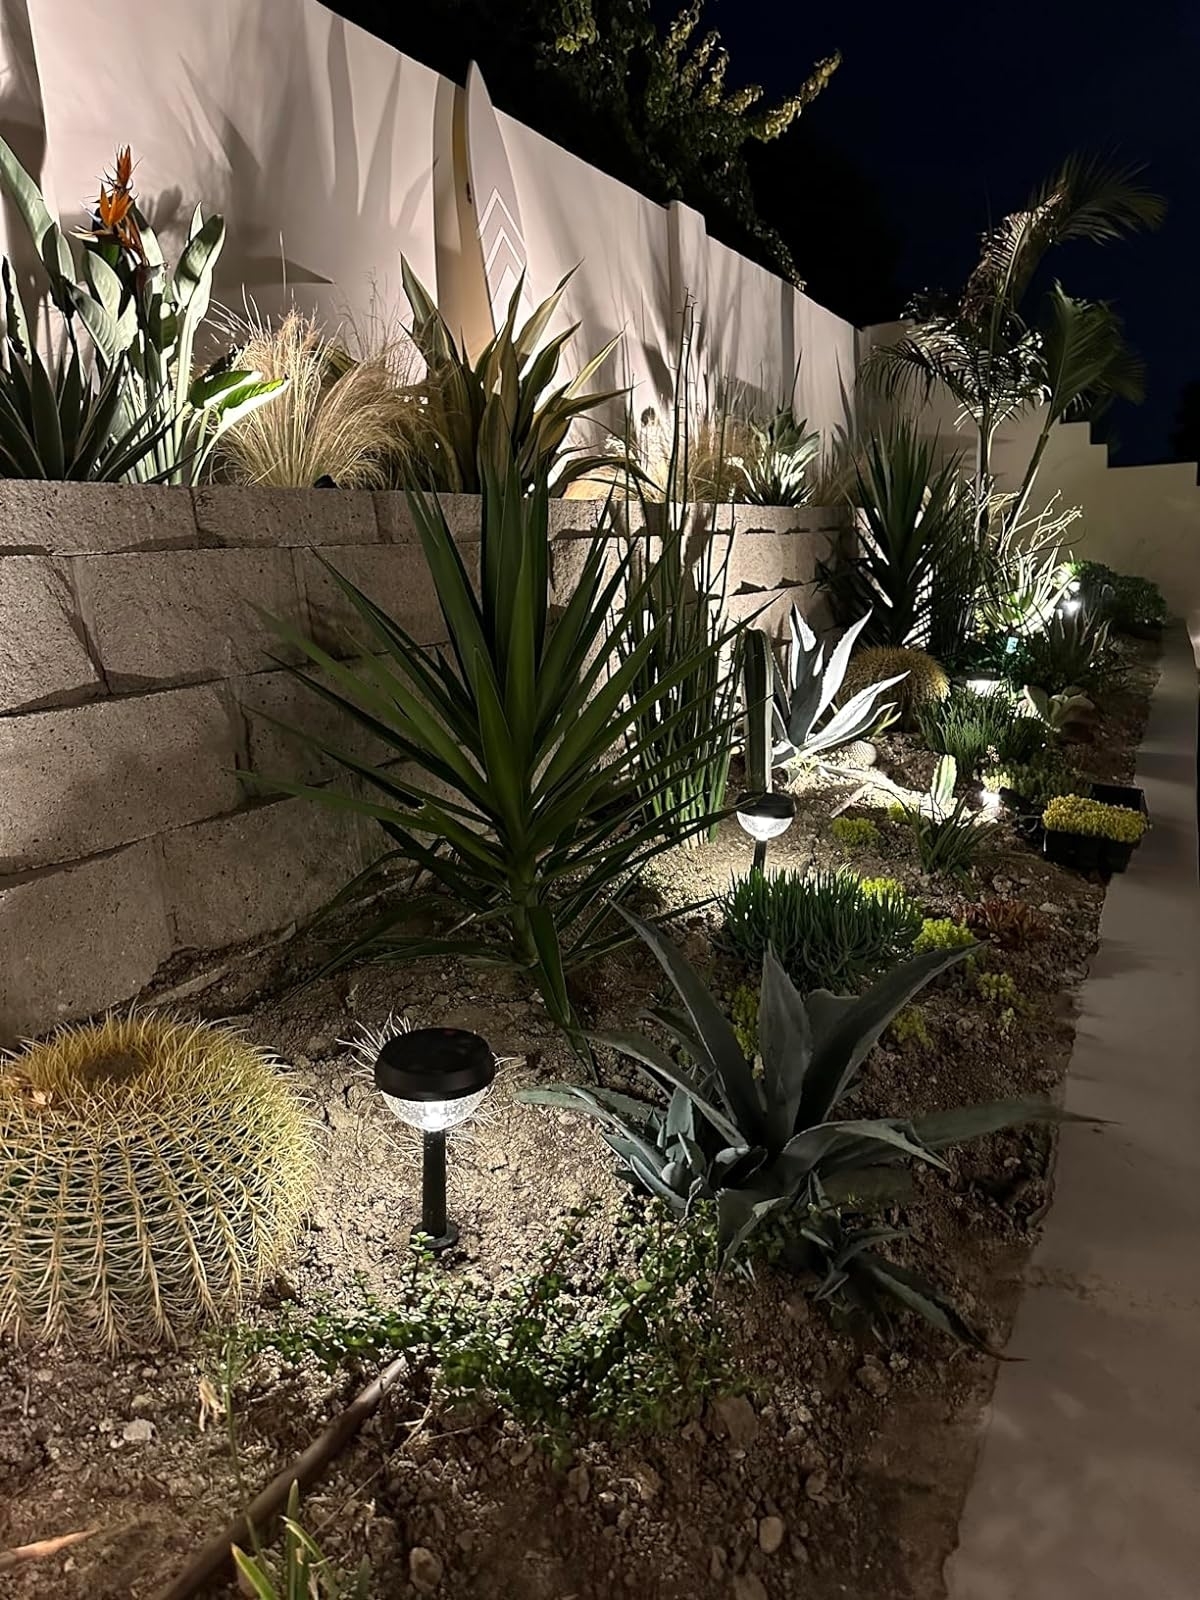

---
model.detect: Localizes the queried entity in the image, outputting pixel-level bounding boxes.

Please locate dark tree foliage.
[333,0,841,286]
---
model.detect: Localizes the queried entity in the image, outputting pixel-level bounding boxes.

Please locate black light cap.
[737,793,796,823]
[375,1027,496,1103]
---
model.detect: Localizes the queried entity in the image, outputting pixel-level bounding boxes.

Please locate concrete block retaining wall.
[0,485,848,1042]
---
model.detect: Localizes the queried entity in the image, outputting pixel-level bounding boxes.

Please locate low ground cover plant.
[1042,794,1146,842]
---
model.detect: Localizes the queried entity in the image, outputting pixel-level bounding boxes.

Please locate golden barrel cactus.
[842,645,949,728]
[0,1013,312,1353]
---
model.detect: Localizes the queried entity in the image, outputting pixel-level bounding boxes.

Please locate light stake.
[375,1026,495,1253]
[736,792,796,872]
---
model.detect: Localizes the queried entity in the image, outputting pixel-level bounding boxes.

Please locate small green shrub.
[246,1203,732,1447]
[1042,794,1146,843]
[1076,562,1166,632]
[719,868,923,993]
[831,815,881,848]
[891,1005,931,1047]
[914,917,974,954]
[917,686,1017,778]
[858,874,913,903]
[1009,607,1121,695]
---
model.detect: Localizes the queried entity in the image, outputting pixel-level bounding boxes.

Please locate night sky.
[724,0,1199,464]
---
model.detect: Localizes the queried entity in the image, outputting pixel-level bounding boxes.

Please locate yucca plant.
[897,755,993,877]
[254,417,741,1047]
[718,868,923,993]
[233,1484,371,1600]
[818,418,977,651]
[521,909,1069,1343]
[736,409,820,505]
[0,139,281,484]
[401,259,623,494]
[742,608,904,789]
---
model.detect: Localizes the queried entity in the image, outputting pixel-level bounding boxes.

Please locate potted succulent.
[1041,794,1147,875]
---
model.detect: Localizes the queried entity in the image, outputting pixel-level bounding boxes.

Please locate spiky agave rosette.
[0,1012,313,1353]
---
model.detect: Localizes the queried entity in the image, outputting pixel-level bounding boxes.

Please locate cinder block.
[235,660,397,789]
[71,548,305,690]
[159,798,372,951]
[375,491,483,543]
[0,481,197,556]
[194,485,379,548]
[0,556,102,713]
[0,687,241,873]
[0,840,172,1044]
[299,545,456,653]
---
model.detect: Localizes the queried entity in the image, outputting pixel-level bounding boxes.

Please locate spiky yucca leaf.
[0,1013,312,1353]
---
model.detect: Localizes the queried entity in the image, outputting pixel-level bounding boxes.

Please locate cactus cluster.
[0,1013,313,1353]
[1042,794,1146,844]
[842,646,949,728]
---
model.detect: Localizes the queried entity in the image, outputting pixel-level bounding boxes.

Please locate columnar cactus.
[0,1013,312,1353]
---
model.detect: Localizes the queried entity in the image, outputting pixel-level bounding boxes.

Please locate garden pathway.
[945,625,1200,1600]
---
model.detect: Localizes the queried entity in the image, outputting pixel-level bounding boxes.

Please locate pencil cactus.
[0,1013,312,1353]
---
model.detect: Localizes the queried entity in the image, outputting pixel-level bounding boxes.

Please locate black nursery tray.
[1089,780,1149,818]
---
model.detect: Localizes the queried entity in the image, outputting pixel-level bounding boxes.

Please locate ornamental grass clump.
[917,685,1017,779]
[1042,794,1146,843]
[0,1014,312,1353]
[718,868,923,994]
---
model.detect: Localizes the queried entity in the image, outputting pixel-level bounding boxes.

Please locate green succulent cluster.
[890,1005,931,1048]
[719,867,924,993]
[914,917,975,954]
[1042,794,1146,843]
[831,815,881,848]
[1076,561,1166,632]
[975,970,1021,1007]
[986,753,1079,809]
[858,875,913,904]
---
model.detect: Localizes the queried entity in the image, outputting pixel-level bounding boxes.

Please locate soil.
[0,641,1159,1600]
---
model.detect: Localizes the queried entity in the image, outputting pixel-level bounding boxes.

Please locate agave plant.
[0,139,281,484]
[742,608,904,788]
[736,409,820,505]
[401,260,624,495]
[253,421,742,1048]
[521,909,1068,1340]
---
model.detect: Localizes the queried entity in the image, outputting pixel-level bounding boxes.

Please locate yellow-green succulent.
[1042,794,1146,843]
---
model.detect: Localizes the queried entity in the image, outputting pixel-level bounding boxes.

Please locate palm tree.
[866,154,1164,537]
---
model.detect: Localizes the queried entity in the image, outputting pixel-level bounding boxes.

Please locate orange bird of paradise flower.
[76,145,146,264]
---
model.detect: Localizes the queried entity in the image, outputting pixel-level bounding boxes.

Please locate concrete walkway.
[946,626,1200,1600]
